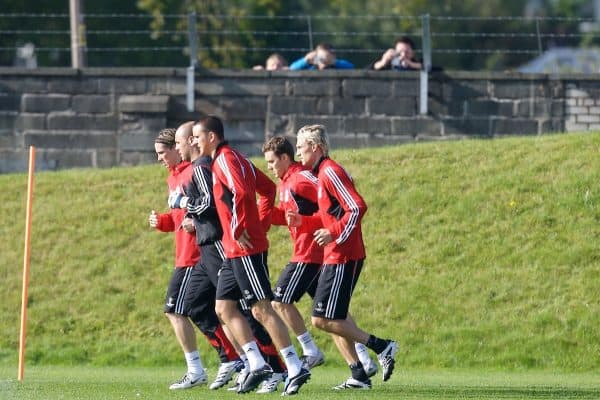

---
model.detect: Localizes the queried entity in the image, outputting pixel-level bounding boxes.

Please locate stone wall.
[0,67,598,173]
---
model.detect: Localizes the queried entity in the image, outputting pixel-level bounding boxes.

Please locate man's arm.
[271,204,287,226]
[373,48,395,70]
[215,151,251,240]
[153,211,176,232]
[186,163,217,219]
[254,165,276,231]
[287,211,323,233]
[334,59,354,69]
[322,165,367,245]
[289,55,312,70]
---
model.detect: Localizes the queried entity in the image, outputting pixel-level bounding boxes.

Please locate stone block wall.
[0,67,598,173]
[564,82,600,131]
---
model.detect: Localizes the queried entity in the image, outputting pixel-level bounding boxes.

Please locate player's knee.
[214,300,228,320]
[311,316,327,330]
[165,312,176,321]
[250,300,270,324]
[271,300,284,314]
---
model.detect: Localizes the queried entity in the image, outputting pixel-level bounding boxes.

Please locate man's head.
[394,36,416,62]
[192,115,225,158]
[296,124,329,168]
[262,136,295,179]
[314,43,336,70]
[175,121,196,162]
[154,128,180,168]
[266,53,287,71]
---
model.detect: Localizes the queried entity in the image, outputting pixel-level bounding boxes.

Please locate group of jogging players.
[149,116,397,395]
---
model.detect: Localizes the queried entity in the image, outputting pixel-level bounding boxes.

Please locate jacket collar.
[312,156,327,174]
[282,162,302,181]
[170,160,191,175]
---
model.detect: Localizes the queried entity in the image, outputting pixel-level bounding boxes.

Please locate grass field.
[0,133,599,379]
[2,366,600,399]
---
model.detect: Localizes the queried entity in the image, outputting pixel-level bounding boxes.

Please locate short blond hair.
[297,124,329,156]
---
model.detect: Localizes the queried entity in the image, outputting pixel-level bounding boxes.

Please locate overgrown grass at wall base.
[0,133,598,370]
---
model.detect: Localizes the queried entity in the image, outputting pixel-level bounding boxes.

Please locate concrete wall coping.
[1,67,599,82]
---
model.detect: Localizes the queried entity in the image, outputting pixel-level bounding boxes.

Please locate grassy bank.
[0,133,598,370]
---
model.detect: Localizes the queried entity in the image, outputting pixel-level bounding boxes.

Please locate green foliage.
[0,133,599,371]
[1,0,596,69]
[134,0,597,70]
[137,0,302,68]
[0,0,69,66]
[0,0,190,67]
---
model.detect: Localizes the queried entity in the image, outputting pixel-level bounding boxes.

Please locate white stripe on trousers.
[282,262,307,304]
[175,267,194,315]
[240,254,267,301]
[214,240,226,262]
[325,263,345,319]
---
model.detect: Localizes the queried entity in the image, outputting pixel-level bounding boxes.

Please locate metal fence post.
[535,18,543,56]
[69,0,87,68]
[306,15,314,50]
[419,14,431,115]
[187,11,198,112]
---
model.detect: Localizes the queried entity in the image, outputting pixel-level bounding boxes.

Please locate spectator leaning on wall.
[289,43,354,70]
[253,53,289,71]
[370,37,422,71]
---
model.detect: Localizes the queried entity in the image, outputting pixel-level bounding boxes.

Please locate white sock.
[297,331,320,357]
[239,353,250,372]
[280,345,302,377]
[355,342,372,366]
[185,350,204,376]
[242,341,265,371]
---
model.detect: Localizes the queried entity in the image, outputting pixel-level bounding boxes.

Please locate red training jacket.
[271,162,323,264]
[154,161,200,267]
[212,142,276,258]
[301,157,367,264]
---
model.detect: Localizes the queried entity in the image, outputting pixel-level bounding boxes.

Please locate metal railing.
[1,12,597,70]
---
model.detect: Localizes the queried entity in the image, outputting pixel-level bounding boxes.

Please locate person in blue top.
[289,43,354,70]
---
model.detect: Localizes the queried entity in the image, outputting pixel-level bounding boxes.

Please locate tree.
[137,0,590,70]
[0,0,594,69]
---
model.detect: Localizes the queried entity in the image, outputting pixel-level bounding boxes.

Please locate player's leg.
[239,301,287,393]
[231,253,310,395]
[272,262,324,369]
[201,242,246,360]
[164,266,207,389]
[353,337,378,378]
[202,242,249,390]
[312,260,398,387]
[185,259,242,389]
[215,258,272,393]
[331,333,373,390]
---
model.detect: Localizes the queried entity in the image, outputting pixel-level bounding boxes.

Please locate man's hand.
[149,210,158,228]
[181,217,195,233]
[236,229,254,251]
[382,48,396,65]
[305,50,317,65]
[286,210,302,227]
[374,48,396,70]
[313,228,333,246]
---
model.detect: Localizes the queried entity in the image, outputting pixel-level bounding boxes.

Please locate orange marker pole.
[18,146,36,382]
